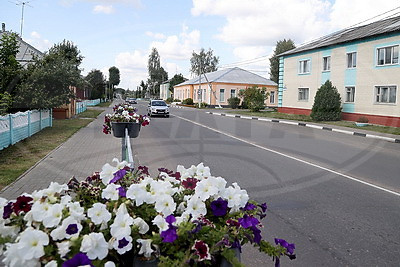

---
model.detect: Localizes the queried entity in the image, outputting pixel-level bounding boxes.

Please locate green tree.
[0,92,12,115]
[190,48,219,76]
[86,69,105,99]
[13,40,83,109]
[239,86,268,112]
[108,66,120,87]
[148,48,168,97]
[169,73,187,92]
[0,32,21,94]
[311,80,342,121]
[269,39,295,83]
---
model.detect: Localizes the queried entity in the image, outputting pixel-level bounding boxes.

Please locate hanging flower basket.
[111,122,141,138]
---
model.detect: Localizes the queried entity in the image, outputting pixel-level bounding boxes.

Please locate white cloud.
[93,5,115,14]
[61,0,142,8]
[114,50,148,89]
[26,31,52,52]
[149,25,200,60]
[146,31,166,40]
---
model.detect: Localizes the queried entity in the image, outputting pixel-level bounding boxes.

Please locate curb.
[206,112,400,144]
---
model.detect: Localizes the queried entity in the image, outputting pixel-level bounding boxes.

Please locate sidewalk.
[0,102,122,200]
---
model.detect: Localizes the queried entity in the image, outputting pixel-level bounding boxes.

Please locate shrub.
[0,92,12,115]
[238,86,268,112]
[199,102,208,108]
[227,97,241,109]
[173,99,181,102]
[357,116,369,123]
[182,98,194,105]
[311,80,342,121]
[165,97,174,103]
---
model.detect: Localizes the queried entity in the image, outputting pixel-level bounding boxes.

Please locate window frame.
[347,52,357,68]
[345,86,355,103]
[322,56,331,72]
[374,85,397,104]
[298,88,309,101]
[270,91,275,104]
[376,45,399,66]
[298,59,311,74]
[219,88,225,102]
[230,89,236,99]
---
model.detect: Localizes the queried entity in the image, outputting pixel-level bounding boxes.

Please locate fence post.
[39,110,42,130]
[9,114,14,145]
[49,109,53,127]
[28,111,32,137]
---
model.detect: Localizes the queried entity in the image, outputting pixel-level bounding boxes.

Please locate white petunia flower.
[221,183,249,210]
[133,217,149,234]
[112,235,133,255]
[100,163,118,185]
[57,241,70,258]
[105,261,116,267]
[42,203,64,228]
[102,183,120,201]
[87,203,111,225]
[60,195,72,205]
[195,163,211,179]
[31,201,51,222]
[195,179,219,201]
[111,213,133,239]
[137,239,154,258]
[18,228,49,260]
[152,215,168,232]
[67,202,85,220]
[44,260,57,267]
[80,233,109,260]
[186,196,207,219]
[112,157,130,169]
[126,184,148,206]
[155,195,176,216]
[2,243,28,267]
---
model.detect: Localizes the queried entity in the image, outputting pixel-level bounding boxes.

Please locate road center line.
[174,114,400,197]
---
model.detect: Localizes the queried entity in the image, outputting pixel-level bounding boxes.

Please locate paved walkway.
[0,102,122,200]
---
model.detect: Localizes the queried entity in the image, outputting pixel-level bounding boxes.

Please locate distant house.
[160,79,172,100]
[0,23,44,67]
[278,15,400,127]
[174,67,277,107]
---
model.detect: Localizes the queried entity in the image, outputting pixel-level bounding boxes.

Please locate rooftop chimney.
[1,23,5,32]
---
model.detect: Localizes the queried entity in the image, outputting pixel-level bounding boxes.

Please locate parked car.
[147,100,169,117]
[126,98,137,104]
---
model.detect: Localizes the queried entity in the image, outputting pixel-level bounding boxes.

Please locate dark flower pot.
[112,122,141,138]
[218,248,241,267]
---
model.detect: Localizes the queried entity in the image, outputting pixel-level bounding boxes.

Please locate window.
[219,89,225,102]
[197,88,202,100]
[230,89,236,99]
[323,56,331,71]
[347,52,357,68]
[377,45,399,65]
[375,86,397,104]
[298,59,310,74]
[270,91,275,104]
[298,88,309,101]
[345,87,355,102]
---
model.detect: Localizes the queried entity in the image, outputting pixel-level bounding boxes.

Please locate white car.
[147,100,169,117]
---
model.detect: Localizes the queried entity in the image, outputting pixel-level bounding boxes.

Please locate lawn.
[0,109,101,190]
[96,101,112,108]
[227,110,400,136]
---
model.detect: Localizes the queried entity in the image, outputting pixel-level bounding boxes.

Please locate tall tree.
[85,69,105,99]
[147,48,168,96]
[48,39,83,68]
[269,39,295,83]
[190,48,219,76]
[0,32,21,94]
[108,66,120,87]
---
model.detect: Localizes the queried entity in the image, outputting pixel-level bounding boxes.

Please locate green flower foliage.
[311,80,342,121]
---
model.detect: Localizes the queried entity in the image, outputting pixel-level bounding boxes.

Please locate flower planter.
[112,122,141,138]
[355,122,368,127]
[219,248,241,267]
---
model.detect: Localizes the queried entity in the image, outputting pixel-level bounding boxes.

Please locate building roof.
[280,15,400,57]
[175,67,277,87]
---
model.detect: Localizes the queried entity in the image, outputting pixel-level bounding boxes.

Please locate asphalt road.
[133,101,400,266]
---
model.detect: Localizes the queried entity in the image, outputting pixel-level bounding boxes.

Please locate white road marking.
[175,114,400,197]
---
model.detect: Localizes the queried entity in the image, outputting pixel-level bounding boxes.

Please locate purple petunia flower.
[165,214,176,225]
[242,202,256,211]
[13,195,33,215]
[138,166,149,176]
[210,198,228,217]
[118,237,130,249]
[3,202,13,219]
[160,226,178,243]
[118,187,126,198]
[231,239,242,253]
[275,238,295,255]
[110,169,127,184]
[251,226,262,244]
[182,178,198,190]
[259,203,268,213]
[66,224,78,235]
[63,252,93,267]
[238,215,259,229]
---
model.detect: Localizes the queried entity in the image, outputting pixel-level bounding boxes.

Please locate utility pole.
[198,58,202,108]
[14,1,33,38]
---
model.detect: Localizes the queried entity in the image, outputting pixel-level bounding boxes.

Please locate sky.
[2,0,400,90]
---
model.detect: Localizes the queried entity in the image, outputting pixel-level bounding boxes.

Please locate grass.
[96,101,112,108]
[0,116,97,190]
[227,110,400,136]
[77,108,103,118]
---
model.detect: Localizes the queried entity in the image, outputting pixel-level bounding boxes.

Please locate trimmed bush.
[182,98,194,105]
[311,80,342,121]
[228,97,241,109]
[238,86,268,112]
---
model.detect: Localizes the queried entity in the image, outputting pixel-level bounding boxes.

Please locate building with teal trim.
[278,15,400,127]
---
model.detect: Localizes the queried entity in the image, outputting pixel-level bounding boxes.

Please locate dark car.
[147,100,169,117]
[126,98,137,104]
